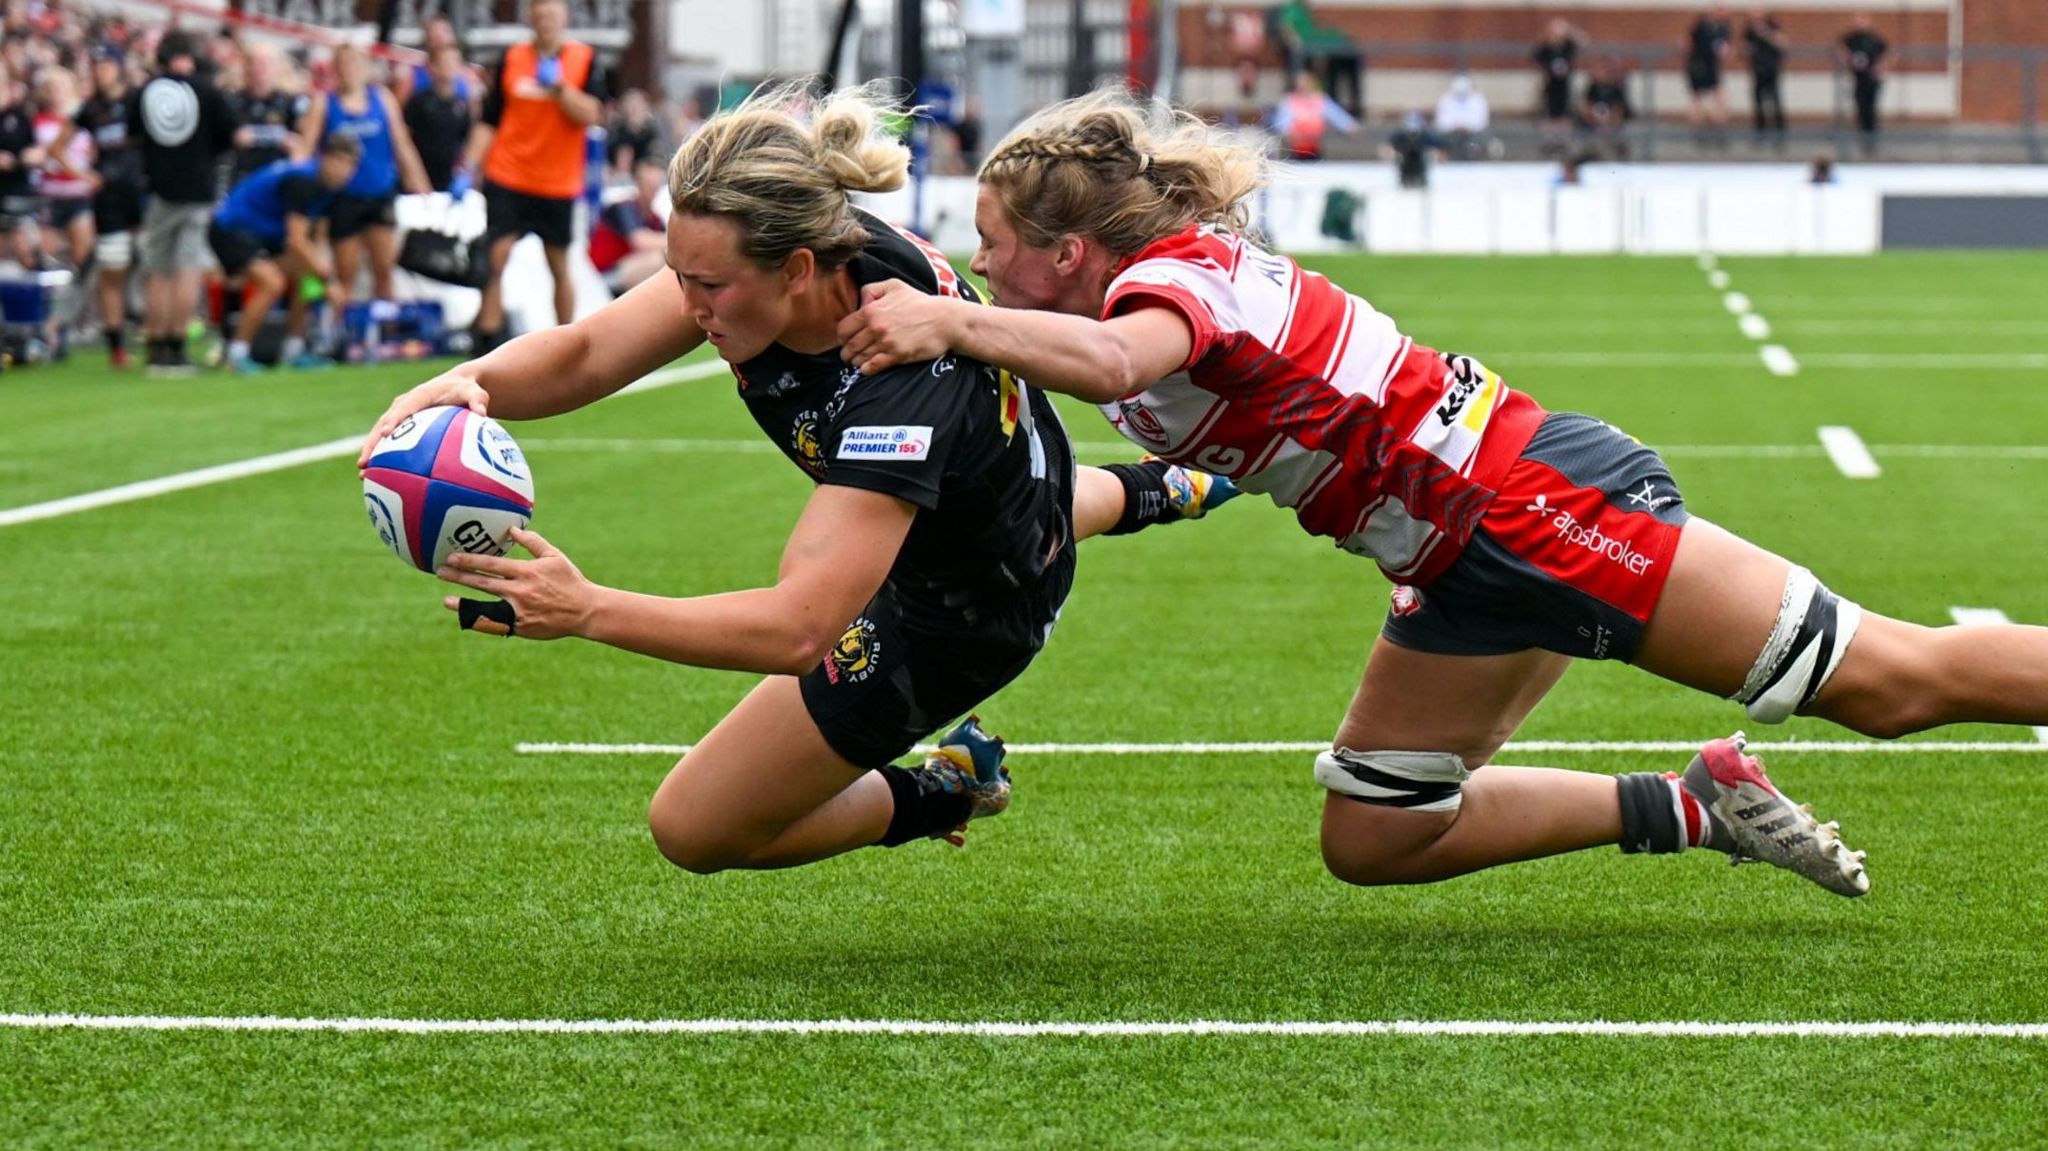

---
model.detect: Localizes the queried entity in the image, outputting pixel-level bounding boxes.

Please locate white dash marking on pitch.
[515,739,2048,757]
[1708,269,1732,290]
[1949,608,2048,743]
[0,360,729,529]
[1738,313,1772,340]
[1722,291,1752,315]
[1818,426,1880,478]
[3,1013,2046,1039]
[1760,345,1801,376]
[1696,253,1719,271]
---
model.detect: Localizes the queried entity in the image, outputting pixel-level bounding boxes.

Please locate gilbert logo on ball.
[362,406,535,572]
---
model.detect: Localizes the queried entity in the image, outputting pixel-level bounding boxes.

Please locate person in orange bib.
[461,0,607,349]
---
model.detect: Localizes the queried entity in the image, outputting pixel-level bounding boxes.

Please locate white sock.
[281,336,306,360]
[227,340,250,362]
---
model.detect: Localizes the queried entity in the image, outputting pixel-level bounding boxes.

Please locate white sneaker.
[1684,732,1870,897]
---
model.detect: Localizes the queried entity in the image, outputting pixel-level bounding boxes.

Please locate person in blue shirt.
[209,134,360,373]
[295,44,431,314]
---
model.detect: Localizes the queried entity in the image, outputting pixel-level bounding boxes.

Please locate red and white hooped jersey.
[1100,226,1545,586]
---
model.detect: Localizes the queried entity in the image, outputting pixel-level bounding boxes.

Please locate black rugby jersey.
[229,89,305,181]
[731,208,1072,610]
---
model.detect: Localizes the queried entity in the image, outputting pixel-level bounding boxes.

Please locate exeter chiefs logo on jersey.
[140,77,200,146]
[790,411,825,477]
[824,618,881,685]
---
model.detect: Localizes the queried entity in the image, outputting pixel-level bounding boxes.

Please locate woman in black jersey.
[359,84,1230,875]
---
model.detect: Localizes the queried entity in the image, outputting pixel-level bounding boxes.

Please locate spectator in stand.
[34,65,92,352]
[1270,70,1357,162]
[1580,57,1633,159]
[1684,5,1733,148]
[393,17,471,106]
[671,94,705,146]
[1271,0,1363,115]
[229,43,305,184]
[953,93,984,170]
[588,154,665,295]
[1745,11,1788,148]
[211,133,359,374]
[1840,13,1887,156]
[463,0,607,348]
[1533,19,1586,156]
[1432,72,1493,161]
[61,45,143,366]
[0,57,44,270]
[1382,109,1440,189]
[405,42,473,193]
[130,30,236,377]
[296,43,431,324]
[604,87,665,179]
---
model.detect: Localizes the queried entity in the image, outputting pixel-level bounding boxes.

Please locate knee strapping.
[1314,748,1471,812]
[1731,566,1864,724]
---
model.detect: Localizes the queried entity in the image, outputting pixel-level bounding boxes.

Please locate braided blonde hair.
[979,87,1265,255]
[668,81,910,270]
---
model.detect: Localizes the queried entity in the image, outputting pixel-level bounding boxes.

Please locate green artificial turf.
[4,254,2047,1147]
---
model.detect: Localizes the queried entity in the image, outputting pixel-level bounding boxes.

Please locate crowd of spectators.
[0,0,705,375]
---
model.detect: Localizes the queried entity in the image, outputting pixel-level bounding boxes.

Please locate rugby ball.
[362,405,535,572]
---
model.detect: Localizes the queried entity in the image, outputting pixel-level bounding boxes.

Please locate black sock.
[874,764,974,847]
[1618,772,1689,854]
[1101,460,1178,535]
[106,324,126,351]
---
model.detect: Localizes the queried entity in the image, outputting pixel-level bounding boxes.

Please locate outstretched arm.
[437,484,915,675]
[836,280,1193,404]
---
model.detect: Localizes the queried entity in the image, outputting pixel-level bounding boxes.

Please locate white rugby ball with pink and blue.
[362,405,535,572]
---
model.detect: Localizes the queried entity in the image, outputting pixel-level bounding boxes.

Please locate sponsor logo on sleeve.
[837,425,932,461]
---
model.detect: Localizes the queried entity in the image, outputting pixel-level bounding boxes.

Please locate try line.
[0,360,728,530]
[5,1013,2045,1039]
[517,739,2048,757]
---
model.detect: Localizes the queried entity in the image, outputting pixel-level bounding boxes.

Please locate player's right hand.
[359,373,490,468]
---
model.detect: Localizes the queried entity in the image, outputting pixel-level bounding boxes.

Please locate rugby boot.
[1154,457,1241,520]
[914,716,1011,845]
[1683,732,1869,897]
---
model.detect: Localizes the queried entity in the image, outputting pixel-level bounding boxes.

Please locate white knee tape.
[1314,748,1472,813]
[1732,566,1864,724]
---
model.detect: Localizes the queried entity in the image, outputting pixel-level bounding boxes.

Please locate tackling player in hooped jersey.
[358,84,1233,880]
[840,87,2048,900]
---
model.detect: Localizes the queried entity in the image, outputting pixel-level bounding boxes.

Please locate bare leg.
[363,223,398,302]
[1073,466,1126,541]
[542,242,574,326]
[234,260,286,345]
[646,676,892,872]
[475,234,517,332]
[1634,517,2048,737]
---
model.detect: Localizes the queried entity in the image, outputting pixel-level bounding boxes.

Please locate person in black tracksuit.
[1841,14,1888,155]
[65,49,145,365]
[1745,12,1788,146]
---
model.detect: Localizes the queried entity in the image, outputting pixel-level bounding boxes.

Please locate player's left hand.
[837,279,958,376]
[436,527,593,640]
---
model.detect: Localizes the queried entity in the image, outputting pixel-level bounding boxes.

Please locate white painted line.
[1818,426,1881,478]
[1738,313,1772,340]
[1696,253,1718,271]
[1760,345,1801,377]
[4,1013,2045,1039]
[1707,269,1731,290]
[0,437,362,529]
[516,739,2048,757]
[1948,608,2048,744]
[1722,291,1752,315]
[0,360,728,530]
